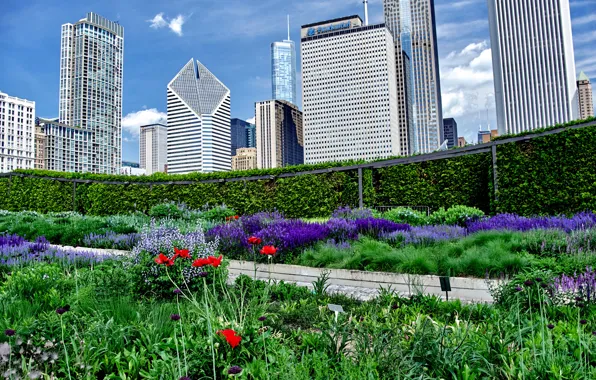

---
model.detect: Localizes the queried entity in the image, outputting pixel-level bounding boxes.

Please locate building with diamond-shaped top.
[167,58,231,174]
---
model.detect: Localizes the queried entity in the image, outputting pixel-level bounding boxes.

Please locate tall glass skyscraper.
[271,18,297,105]
[384,0,444,154]
[59,12,124,174]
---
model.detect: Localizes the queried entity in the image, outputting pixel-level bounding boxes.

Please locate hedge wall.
[495,123,596,215]
[1,117,595,217]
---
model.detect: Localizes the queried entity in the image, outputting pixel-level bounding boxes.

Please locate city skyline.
[1,0,594,161]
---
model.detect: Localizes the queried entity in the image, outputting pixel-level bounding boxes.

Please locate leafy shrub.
[382,207,428,226]
[200,205,237,222]
[149,202,185,219]
[428,205,485,227]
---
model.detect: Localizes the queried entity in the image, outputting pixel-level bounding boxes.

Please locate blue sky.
[1,0,595,163]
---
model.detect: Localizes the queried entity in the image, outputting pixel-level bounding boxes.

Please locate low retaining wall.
[228,260,496,303]
[53,245,497,303]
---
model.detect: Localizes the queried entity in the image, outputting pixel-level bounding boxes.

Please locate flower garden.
[1,202,596,378]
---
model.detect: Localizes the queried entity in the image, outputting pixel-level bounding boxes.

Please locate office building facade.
[443,118,457,149]
[457,136,467,147]
[232,147,258,171]
[35,118,93,172]
[167,58,231,174]
[255,100,303,169]
[488,0,578,135]
[301,16,402,164]
[384,0,444,154]
[0,92,35,172]
[271,32,297,105]
[578,72,594,120]
[140,123,167,175]
[59,12,124,174]
[230,118,256,156]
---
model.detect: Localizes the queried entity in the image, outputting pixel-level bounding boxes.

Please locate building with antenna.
[271,16,297,105]
[578,72,594,120]
[301,15,403,163]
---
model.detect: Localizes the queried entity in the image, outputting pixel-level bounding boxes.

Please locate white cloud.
[147,13,186,36]
[573,13,596,25]
[169,15,185,36]
[148,13,167,29]
[122,108,167,136]
[246,117,255,124]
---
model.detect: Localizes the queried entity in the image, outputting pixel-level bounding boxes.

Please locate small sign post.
[328,304,344,323]
[439,276,452,301]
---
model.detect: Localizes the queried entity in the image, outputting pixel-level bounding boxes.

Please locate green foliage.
[382,207,428,226]
[199,204,237,221]
[148,202,185,219]
[428,205,485,226]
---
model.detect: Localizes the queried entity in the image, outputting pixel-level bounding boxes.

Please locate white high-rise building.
[167,58,231,174]
[488,0,578,135]
[384,0,443,154]
[0,92,35,172]
[140,123,167,175]
[301,16,401,164]
[59,12,124,174]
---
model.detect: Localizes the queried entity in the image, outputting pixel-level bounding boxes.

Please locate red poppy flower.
[192,257,211,267]
[248,236,262,245]
[218,329,242,348]
[208,255,223,268]
[174,247,191,259]
[234,215,239,220]
[260,246,277,256]
[155,253,174,266]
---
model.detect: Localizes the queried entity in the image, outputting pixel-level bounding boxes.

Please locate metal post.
[358,168,364,209]
[72,182,77,211]
[491,144,498,203]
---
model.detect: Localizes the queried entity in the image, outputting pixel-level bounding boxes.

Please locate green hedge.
[1,117,595,217]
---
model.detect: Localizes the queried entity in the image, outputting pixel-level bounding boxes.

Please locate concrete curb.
[50,245,500,303]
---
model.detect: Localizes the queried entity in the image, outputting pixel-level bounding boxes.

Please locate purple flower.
[326,218,358,242]
[255,220,329,253]
[198,272,209,278]
[332,206,375,220]
[4,329,15,337]
[171,314,181,321]
[179,377,191,380]
[56,308,66,315]
[547,324,555,330]
[173,289,182,295]
[524,280,534,287]
[383,225,467,246]
[206,222,249,257]
[228,366,243,375]
[83,231,140,250]
[467,212,596,234]
[580,319,588,325]
[258,316,267,322]
[355,218,410,239]
[241,212,285,234]
[515,286,523,292]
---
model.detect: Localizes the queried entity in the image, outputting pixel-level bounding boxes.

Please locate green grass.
[300,233,534,277]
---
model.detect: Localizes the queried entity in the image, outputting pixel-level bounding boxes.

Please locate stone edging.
[50,245,500,303]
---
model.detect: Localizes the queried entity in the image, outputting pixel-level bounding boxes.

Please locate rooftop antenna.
[287,15,290,40]
[363,0,369,26]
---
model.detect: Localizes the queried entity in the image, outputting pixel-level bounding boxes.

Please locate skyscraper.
[59,12,124,174]
[167,58,231,174]
[255,100,303,169]
[140,123,167,175]
[488,0,578,135]
[271,17,297,105]
[443,118,457,149]
[384,0,443,154]
[35,118,93,172]
[0,91,35,172]
[301,15,402,164]
[230,118,256,156]
[578,72,594,120]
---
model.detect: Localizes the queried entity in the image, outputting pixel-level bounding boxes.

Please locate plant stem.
[176,297,189,377]
[60,316,72,380]
[173,323,182,379]
[203,277,217,380]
